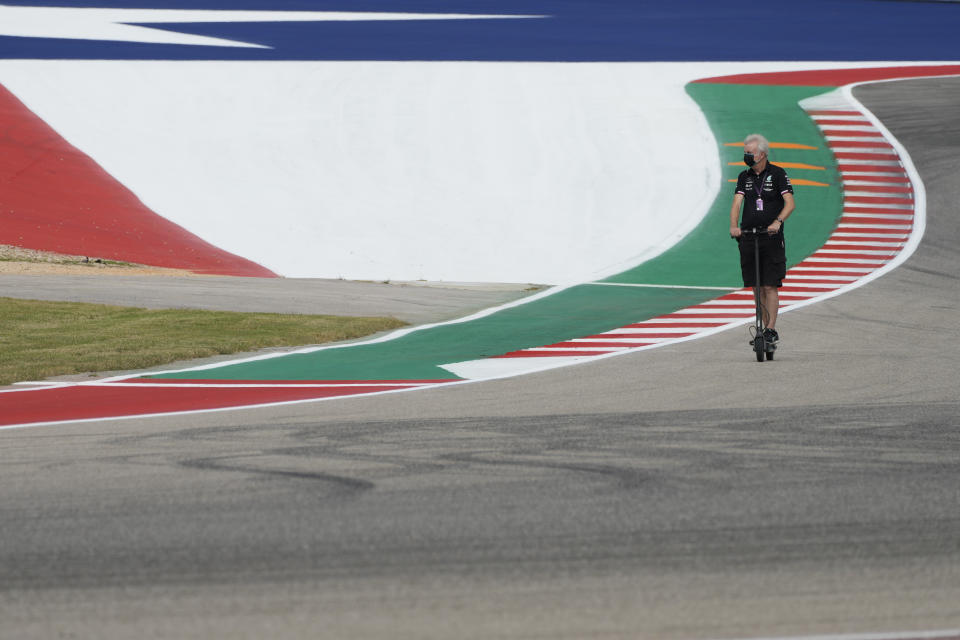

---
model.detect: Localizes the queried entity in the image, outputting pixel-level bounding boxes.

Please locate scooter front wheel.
[755,337,765,362]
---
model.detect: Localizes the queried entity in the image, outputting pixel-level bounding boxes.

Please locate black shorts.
[739,233,786,288]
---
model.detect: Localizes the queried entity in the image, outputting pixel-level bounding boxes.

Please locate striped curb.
[464,89,920,365]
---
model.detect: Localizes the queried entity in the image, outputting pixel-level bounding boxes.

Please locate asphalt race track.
[1,78,959,639]
[0,274,534,325]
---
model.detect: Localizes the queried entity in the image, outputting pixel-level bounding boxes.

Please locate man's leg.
[761,286,779,329]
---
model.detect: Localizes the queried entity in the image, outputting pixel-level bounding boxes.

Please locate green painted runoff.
[604,83,842,287]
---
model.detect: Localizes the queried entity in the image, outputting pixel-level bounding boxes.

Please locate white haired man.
[729,133,796,345]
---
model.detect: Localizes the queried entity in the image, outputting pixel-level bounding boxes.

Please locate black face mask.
[743,153,756,167]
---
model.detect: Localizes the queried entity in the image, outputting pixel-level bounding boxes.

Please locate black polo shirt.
[735,162,793,231]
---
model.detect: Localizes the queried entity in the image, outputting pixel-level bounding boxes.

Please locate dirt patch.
[0,245,198,277]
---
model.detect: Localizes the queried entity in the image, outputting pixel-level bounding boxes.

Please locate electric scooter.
[739,227,776,362]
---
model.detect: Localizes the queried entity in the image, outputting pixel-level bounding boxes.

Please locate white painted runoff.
[0,60,927,283]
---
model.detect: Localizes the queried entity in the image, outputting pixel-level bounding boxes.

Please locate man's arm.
[767,192,795,235]
[729,193,744,238]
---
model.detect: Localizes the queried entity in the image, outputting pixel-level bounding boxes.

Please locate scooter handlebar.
[731,226,768,240]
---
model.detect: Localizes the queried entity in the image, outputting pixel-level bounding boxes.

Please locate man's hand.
[730,194,744,238]
[767,219,782,235]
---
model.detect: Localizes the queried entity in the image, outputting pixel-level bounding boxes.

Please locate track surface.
[1,79,959,639]
[0,274,533,325]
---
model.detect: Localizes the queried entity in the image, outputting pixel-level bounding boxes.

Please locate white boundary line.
[587,282,738,291]
[715,629,960,640]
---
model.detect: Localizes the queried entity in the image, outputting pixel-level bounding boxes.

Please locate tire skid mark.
[439,452,652,490]
[179,454,376,492]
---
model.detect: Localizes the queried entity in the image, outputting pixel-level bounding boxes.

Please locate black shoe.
[763,328,779,344]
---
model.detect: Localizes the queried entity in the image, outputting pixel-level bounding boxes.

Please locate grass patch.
[0,297,406,385]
